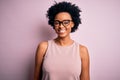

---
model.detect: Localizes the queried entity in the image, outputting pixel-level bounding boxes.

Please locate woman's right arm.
[34,41,48,80]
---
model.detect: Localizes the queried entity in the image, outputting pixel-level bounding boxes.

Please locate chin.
[57,33,68,38]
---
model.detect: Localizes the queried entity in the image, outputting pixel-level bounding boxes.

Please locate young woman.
[34,1,90,80]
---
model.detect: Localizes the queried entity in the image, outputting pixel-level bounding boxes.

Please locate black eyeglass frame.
[53,20,73,27]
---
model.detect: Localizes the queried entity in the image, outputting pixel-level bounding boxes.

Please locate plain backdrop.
[0,0,120,80]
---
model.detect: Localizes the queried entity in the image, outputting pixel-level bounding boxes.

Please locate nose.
[59,23,64,28]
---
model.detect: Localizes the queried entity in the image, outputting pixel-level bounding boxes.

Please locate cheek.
[67,25,73,31]
[54,27,60,33]
[66,27,72,33]
[54,27,58,31]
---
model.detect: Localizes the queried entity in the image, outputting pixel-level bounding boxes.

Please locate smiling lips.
[58,29,66,33]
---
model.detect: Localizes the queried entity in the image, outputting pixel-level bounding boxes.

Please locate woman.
[34,1,90,80]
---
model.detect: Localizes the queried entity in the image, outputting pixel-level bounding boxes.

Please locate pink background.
[0,0,120,80]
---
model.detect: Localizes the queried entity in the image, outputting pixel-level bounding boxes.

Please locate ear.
[71,22,75,28]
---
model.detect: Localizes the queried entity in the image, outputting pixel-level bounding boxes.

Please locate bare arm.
[80,45,90,80]
[34,42,48,80]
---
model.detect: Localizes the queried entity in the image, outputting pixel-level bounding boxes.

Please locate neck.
[54,36,74,46]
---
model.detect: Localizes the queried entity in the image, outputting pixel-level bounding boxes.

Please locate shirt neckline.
[52,39,75,48]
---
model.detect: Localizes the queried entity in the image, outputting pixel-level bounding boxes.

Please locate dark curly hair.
[46,1,82,32]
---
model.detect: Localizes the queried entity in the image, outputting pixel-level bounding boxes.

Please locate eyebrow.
[54,19,72,21]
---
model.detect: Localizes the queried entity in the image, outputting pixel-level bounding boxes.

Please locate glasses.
[54,20,72,27]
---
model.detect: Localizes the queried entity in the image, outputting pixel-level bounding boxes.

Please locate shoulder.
[36,41,48,56]
[79,44,89,60]
[38,41,48,49]
[79,44,88,53]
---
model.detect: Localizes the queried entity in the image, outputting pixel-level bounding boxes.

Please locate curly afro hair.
[46,1,82,32]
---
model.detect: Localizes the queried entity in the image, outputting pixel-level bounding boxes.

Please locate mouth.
[58,29,66,34]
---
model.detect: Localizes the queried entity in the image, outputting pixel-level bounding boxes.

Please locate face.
[54,12,74,38]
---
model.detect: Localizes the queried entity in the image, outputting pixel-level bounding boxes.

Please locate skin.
[34,12,90,80]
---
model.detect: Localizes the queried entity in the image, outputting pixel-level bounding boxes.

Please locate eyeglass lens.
[54,20,72,27]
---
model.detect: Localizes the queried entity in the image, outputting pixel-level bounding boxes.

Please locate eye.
[54,21,59,25]
[63,20,70,25]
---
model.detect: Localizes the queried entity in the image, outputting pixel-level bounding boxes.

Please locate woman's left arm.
[80,45,90,80]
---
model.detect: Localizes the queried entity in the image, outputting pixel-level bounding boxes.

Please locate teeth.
[59,30,66,33]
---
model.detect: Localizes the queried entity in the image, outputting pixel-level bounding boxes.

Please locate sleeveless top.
[42,40,81,80]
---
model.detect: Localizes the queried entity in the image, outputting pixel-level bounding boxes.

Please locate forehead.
[55,12,72,20]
